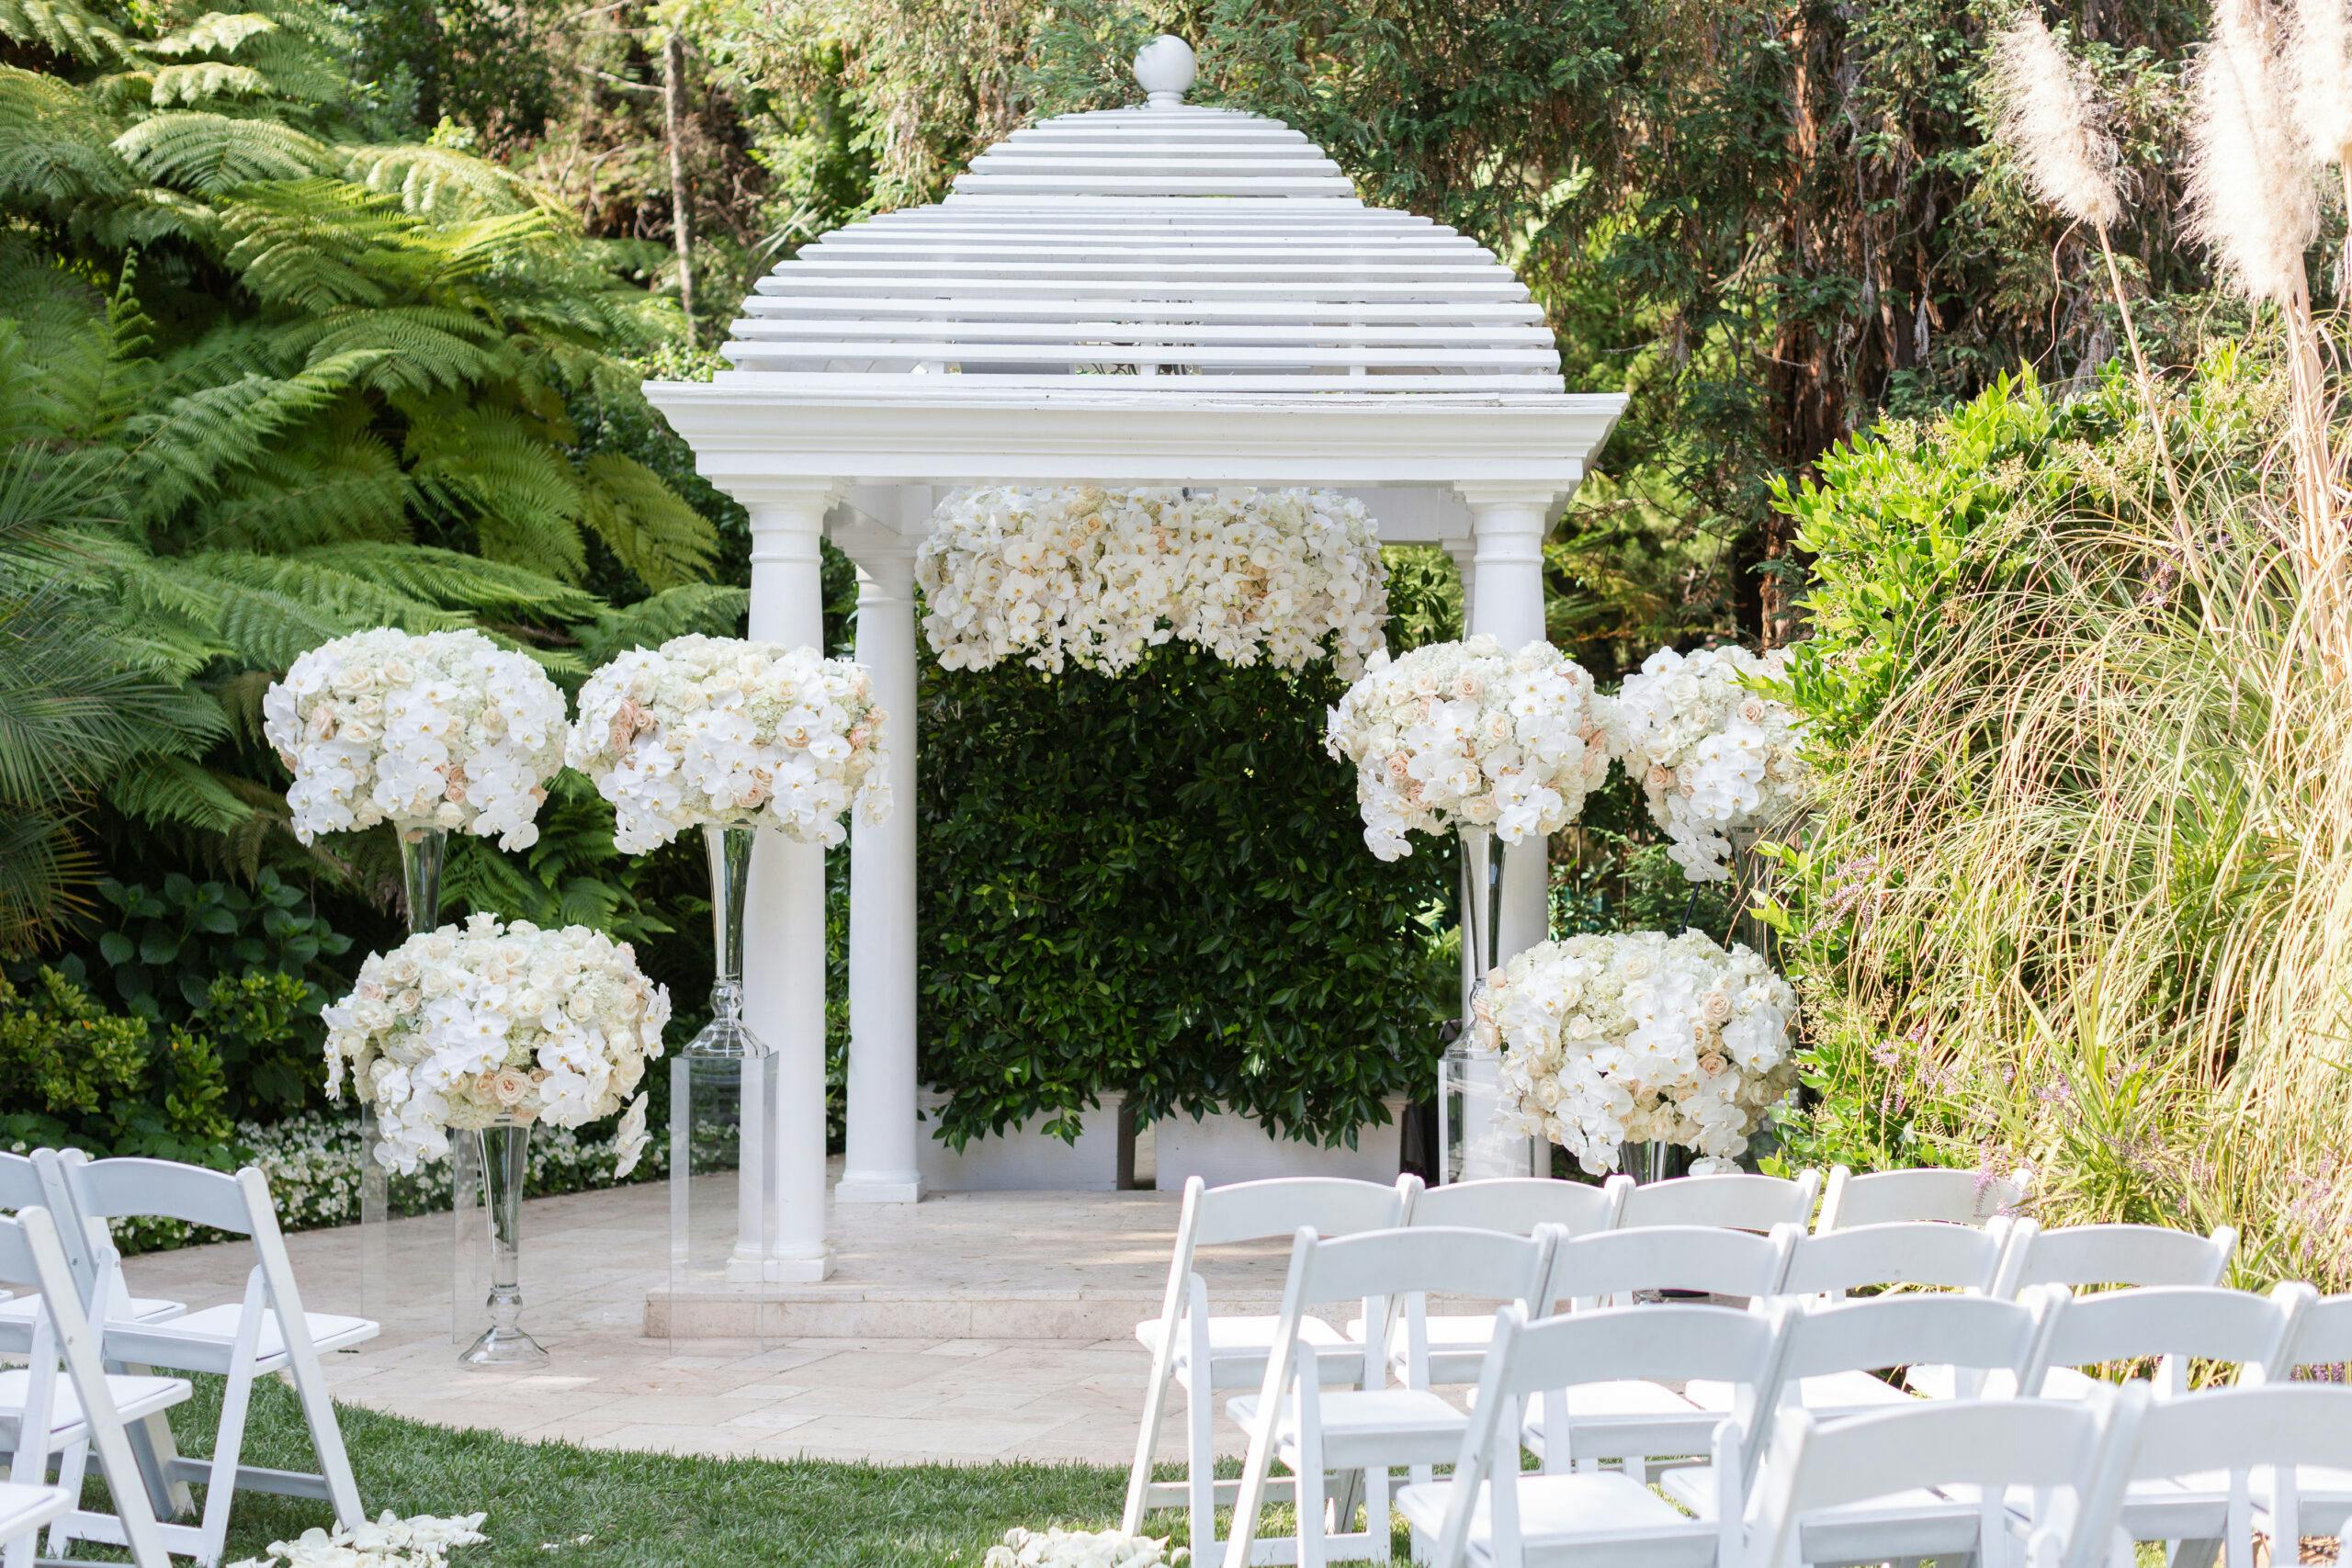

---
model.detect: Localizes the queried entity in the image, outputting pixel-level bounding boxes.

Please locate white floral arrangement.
[228,1510,488,1568]
[1322,635,1613,860]
[1475,930,1798,1175]
[565,635,890,854]
[263,628,567,849]
[984,1527,1185,1568]
[1608,644,1808,883]
[323,915,669,1176]
[918,486,1386,678]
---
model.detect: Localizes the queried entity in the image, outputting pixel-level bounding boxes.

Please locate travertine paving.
[119,1168,1294,1465]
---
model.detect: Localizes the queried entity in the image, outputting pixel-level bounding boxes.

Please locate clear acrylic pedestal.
[1438,1045,1541,1182]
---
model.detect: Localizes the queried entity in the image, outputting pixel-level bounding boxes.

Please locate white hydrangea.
[1322,635,1612,860]
[323,915,670,1177]
[1475,930,1798,1176]
[918,486,1386,678]
[984,1528,1184,1568]
[1608,644,1808,883]
[262,628,566,850]
[565,636,890,854]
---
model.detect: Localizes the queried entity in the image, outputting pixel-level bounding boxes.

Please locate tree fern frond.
[176,549,467,654]
[274,303,507,394]
[0,65,136,209]
[215,178,414,311]
[138,60,269,105]
[107,753,254,832]
[577,584,748,665]
[339,142,552,216]
[144,11,276,55]
[576,451,718,591]
[0,0,134,63]
[113,110,328,194]
[405,406,586,580]
[291,541,600,620]
[192,427,407,548]
[119,347,381,521]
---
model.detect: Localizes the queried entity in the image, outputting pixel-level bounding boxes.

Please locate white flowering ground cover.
[324,916,668,1175]
[1608,644,1808,883]
[567,635,890,853]
[919,486,1386,678]
[1323,636,1613,859]
[264,629,567,850]
[1476,930,1799,1174]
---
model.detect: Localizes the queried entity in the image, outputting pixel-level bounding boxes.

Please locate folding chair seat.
[1513,1224,1800,1479]
[1398,1300,1781,1568]
[1664,1291,2062,1534]
[1612,1170,1821,1233]
[0,1483,70,1563]
[1123,1175,1415,1563]
[0,1207,177,1568]
[1814,1163,2029,1232]
[1355,1177,1627,1385]
[1910,1219,2238,1399]
[2021,1283,2307,1552]
[1736,1384,2146,1568]
[2120,1384,2352,1568]
[1223,1224,1556,1567]
[50,1156,376,1568]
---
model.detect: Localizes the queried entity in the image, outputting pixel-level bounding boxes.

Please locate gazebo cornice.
[643,382,1628,491]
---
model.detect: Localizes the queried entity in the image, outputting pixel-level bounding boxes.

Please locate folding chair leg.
[1187,1379,1217,1566]
[1295,1450,1329,1568]
[197,1352,262,1568]
[46,1438,88,1556]
[1364,1463,1392,1563]
[1124,1367,1172,1534]
[285,1348,365,1529]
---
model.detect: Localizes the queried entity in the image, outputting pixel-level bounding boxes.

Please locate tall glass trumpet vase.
[458,1117,548,1365]
[1439,827,1538,1182]
[666,824,780,1348]
[361,827,448,1326]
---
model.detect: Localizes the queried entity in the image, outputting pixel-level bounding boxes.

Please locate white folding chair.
[1814,1163,2029,1231]
[1125,1175,1415,1561]
[1667,1290,2065,1538]
[1222,1224,1555,1568]
[1781,1217,2011,1297]
[1614,1170,1821,1233]
[2266,1292,2352,1540]
[1910,1220,2240,1399]
[1736,1382,2148,1568]
[1369,1178,1627,1385]
[51,1157,376,1567]
[0,1483,71,1565]
[0,1207,180,1568]
[1511,1223,1798,1482]
[2122,1384,2352,1568]
[1400,1299,1783,1568]
[0,1153,185,1327]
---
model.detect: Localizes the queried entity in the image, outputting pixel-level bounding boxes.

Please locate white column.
[742,479,842,1281]
[1458,486,1566,967]
[835,539,923,1203]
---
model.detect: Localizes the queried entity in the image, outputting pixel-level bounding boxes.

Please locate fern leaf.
[107,753,254,832]
[577,584,748,665]
[405,406,587,581]
[0,0,134,62]
[193,426,408,548]
[575,452,718,592]
[339,142,552,216]
[0,65,136,210]
[273,303,506,394]
[113,110,328,195]
[119,347,382,522]
[144,12,276,55]
[215,178,413,311]
[141,61,270,105]
[290,541,601,620]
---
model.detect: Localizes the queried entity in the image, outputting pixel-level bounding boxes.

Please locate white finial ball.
[1135,35,1196,107]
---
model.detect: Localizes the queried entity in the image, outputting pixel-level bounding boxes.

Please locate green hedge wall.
[915,640,1458,1150]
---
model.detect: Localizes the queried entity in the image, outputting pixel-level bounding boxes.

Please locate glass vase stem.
[398,826,448,937]
[1456,825,1507,1026]
[704,823,753,1043]
[459,1121,546,1365]
[366,824,447,1326]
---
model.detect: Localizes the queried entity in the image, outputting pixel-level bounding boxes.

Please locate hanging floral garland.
[916,486,1387,678]
[1607,644,1810,884]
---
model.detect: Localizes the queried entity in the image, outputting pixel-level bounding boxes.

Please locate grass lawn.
[138,1377,1353,1566]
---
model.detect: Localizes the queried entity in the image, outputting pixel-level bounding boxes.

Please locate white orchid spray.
[919,486,1386,679]
[1476,931,1799,1176]
[1607,645,1807,884]
[323,916,669,1176]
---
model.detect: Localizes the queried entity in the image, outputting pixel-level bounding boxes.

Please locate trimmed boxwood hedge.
[915,633,1459,1152]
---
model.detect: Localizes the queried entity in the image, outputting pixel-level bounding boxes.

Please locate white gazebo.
[645,37,1624,1281]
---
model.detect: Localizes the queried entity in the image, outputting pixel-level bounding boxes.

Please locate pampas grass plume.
[2290,0,2352,157]
[2187,0,2320,300]
[1991,8,2123,229]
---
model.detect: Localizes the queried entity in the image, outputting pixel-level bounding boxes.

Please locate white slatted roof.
[716,41,1563,397]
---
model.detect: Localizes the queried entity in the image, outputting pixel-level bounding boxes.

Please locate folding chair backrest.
[65,1157,258,1235]
[1405,1176,1623,1237]
[2131,1384,2352,1481]
[1618,1169,1822,1231]
[1995,1221,2235,1295]
[1295,1224,1552,1314]
[2275,1292,2352,1380]
[2035,1285,2302,1395]
[1775,1292,2052,1392]
[1815,1164,2028,1231]
[1740,1384,2146,1568]
[1545,1222,1799,1305]
[0,1151,40,1211]
[1781,1219,2010,1295]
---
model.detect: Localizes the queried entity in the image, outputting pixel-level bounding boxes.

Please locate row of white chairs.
[1220,1221,2347,1566]
[1122,1168,2233,1566]
[0,1147,376,1567]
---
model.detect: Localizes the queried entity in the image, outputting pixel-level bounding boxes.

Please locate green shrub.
[0,967,237,1168]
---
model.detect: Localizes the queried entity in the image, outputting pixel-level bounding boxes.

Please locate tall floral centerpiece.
[323,916,668,1363]
[567,636,888,1302]
[1608,645,1807,886]
[264,626,567,1321]
[1324,635,1613,1179]
[1474,930,1798,1178]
